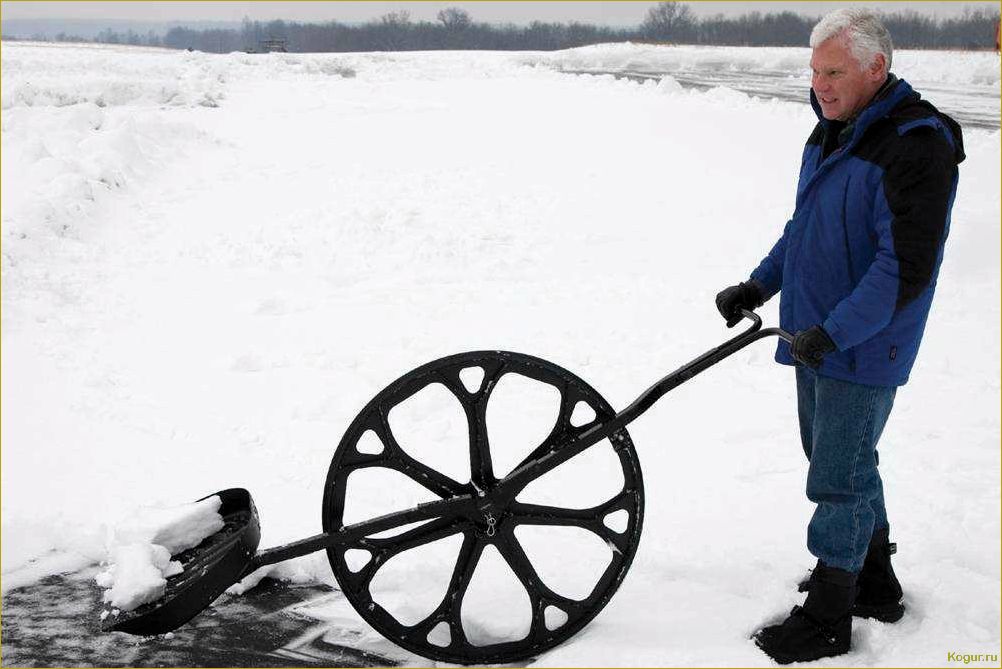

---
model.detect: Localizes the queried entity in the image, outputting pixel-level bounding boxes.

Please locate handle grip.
[737,308,794,344]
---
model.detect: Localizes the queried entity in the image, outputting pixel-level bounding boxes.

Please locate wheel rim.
[322,351,644,664]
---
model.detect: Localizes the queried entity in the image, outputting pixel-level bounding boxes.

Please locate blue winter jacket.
[751,76,964,387]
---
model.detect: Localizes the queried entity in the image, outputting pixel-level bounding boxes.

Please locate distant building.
[246,37,287,54]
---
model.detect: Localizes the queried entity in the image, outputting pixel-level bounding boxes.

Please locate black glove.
[715,280,765,328]
[791,325,837,369]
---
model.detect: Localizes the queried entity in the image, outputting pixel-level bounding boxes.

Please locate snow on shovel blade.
[103,488,261,636]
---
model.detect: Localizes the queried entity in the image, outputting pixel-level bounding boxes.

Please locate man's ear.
[869,53,887,82]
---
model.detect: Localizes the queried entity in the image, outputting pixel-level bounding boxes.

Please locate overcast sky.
[2,1,998,26]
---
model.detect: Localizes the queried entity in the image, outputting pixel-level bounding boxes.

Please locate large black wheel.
[321,351,644,664]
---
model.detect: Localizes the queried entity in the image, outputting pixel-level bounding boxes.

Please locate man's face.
[810,35,885,121]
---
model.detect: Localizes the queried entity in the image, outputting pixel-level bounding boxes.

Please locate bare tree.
[437,7,471,30]
[380,11,411,27]
[376,10,411,49]
[642,1,694,42]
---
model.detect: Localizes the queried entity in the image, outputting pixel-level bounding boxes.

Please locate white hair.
[810,8,893,73]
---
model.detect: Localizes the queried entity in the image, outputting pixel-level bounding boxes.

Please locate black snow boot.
[853,527,905,622]
[798,527,905,622]
[755,563,856,665]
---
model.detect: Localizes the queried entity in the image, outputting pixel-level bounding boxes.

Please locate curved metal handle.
[739,308,794,343]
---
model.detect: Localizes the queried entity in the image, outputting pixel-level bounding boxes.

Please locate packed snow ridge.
[526,42,1002,86]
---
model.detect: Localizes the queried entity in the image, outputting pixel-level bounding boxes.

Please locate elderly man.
[714,8,964,664]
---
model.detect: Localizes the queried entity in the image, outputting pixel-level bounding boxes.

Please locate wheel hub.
[472,501,505,538]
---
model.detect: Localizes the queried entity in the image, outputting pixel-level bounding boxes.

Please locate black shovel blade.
[102,488,261,636]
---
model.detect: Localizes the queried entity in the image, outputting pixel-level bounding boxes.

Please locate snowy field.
[2,41,1000,667]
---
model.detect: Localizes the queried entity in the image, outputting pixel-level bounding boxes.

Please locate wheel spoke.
[443,532,484,633]
[494,528,583,615]
[507,384,576,475]
[509,501,598,526]
[491,528,546,639]
[344,515,468,596]
[510,490,632,527]
[468,401,493,488]
[593,522,632,555]
[437,361,505,489]
[370,408,404,454]
[390,451,464,499]
[371,408,464,498]
[508,496,635,556]
[335,447,389,470]
[406,530,484,649]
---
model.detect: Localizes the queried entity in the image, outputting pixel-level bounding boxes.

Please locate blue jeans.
[796,366,897,573]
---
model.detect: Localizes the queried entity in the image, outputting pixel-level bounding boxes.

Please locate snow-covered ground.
[2,41,999,666]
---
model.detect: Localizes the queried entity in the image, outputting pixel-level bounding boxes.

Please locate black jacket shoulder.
[853,94,965,169]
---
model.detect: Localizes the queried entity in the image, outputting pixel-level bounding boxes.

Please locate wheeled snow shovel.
[104,309,792,664]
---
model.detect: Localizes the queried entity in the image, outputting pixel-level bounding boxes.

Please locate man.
[714,8,964,664]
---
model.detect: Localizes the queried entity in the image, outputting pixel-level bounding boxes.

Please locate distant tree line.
[159,12,638,53]
[11,27,164,46]
[18,3,1001,53]
[639,3,1000,49]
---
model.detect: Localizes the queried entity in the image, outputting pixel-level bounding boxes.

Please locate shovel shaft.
[246,494,475,572]
[495,310,792,499]
[613,309,793,428]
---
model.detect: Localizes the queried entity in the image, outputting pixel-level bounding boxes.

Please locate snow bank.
[94,496,224,611]
[526,42,1001,87]
[1,42,227,109]
[3,107,169,241]
[0,44,225,271]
